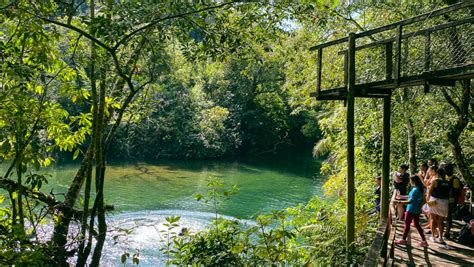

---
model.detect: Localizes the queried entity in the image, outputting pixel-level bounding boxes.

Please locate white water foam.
[101,210,253,266]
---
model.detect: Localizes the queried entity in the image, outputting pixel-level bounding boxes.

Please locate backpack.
[448,175,464,203]
[433,179,450,199]
[457,223,474,246]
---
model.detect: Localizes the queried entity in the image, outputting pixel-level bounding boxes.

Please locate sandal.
[418,241,429,247]
[395,239,407,245]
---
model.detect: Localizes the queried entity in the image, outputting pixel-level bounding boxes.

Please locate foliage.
[120,251,140,266]
[159,215,181,264]
[1,0,472,265]
[168,185,377,265]
[108,42,316,159]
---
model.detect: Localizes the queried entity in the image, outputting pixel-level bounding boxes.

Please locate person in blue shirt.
[395,175,428,247]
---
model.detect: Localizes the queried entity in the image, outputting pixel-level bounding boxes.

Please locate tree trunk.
[442,0,472,187]
[447,80,472,188]
[51,147,93,265]
[91,72,108,267]
[402,88,417,174]
[76,1,98,264]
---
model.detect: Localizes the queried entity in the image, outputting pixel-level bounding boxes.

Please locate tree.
[2,1,323,265]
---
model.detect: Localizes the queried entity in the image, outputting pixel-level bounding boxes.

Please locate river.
[2,151,325,265]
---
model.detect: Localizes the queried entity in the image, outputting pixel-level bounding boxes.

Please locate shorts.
[424,196,448,217]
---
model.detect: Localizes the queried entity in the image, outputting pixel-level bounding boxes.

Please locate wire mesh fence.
[316,6,473,92]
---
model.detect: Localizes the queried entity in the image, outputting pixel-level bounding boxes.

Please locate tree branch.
[29,13,113,53]
[113,1,237,50]
[0,177,58,207]
[441,88,461,114]
[0,176,113,220]
[4,88,48,178]
[104,79,152,149]
[322,4,377,42]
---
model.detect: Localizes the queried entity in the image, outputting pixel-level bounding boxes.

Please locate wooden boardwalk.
[392,217,474,266]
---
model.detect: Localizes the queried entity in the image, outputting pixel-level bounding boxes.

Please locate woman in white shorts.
[426,168,449,244]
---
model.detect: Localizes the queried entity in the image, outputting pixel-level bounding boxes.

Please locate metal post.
[346,32,356,254]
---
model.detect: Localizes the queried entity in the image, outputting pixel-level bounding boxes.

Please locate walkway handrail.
[309,1,474,51]
[363,218,390,266]
[363,194,399,266]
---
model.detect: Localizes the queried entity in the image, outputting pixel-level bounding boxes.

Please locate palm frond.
[312,138,331,158]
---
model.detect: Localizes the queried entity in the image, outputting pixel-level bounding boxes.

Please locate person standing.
[424,166,437,188]
[418,162,428,182]
[395,175,428,247]
[427,168,449,244]
[444,163,463,239]
[375,176,381,214]
[428,158,438,168]
[393,164,409,219]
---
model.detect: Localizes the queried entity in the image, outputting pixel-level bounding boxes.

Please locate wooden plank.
[316,48,323,97]
[309,37,348,51]
[311,88,346,100]
[392,213,474,265]
[315,64,474,96]
[346,32,356,255]
[315,95,346,101]
[426,78,456,87]
[355,88,391,97]
[363,219,389,267]
[381,95,391,221]
[357,80,394,90]
[344,51,348,86]
[353,94,391,99]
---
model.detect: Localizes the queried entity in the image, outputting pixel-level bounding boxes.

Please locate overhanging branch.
[113,1,238,50]
[29,13,113,53]
[0,177,59,207]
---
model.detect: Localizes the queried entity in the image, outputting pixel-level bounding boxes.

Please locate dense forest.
[0,0,472,265]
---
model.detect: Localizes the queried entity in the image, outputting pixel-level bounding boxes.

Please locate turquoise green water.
[47,152,323,219]
[1,151,324,264]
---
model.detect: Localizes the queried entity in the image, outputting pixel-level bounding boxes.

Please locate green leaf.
[132,257,139,265]
[35,85,43,94]
[194,193,204,201]
[121,253,129,264]
[73,149,80,160]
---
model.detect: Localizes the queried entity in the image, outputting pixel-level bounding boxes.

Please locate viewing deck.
[308,1,474,261]
[310,1,474,100]
[365,197,474,266]
[392,218,474,266]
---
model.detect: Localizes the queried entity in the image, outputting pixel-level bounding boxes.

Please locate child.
[395,175,428,247]
[374,176,381,214]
